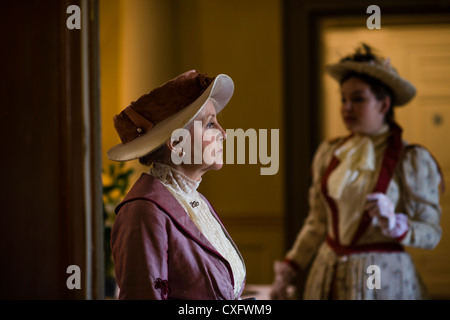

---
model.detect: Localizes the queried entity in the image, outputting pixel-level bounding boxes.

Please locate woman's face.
[185,100,227,176]
[340,77,389,135]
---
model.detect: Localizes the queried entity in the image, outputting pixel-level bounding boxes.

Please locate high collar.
[329,124,391,200]
[354,123,391,148]
[149,162,201,196]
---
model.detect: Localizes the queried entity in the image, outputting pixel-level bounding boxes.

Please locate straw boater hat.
[325,44,416,106]
[107,70,234,161]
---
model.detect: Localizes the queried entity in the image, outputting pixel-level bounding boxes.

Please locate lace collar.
[149,162,201,196]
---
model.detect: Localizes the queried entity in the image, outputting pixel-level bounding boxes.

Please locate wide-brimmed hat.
[325,44,416,106]
[107,70,234,161]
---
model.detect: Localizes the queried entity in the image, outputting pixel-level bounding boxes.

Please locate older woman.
[108,70,246,300]
[271,44,444,300]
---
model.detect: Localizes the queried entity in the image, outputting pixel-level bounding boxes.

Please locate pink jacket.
[111,173,245,300]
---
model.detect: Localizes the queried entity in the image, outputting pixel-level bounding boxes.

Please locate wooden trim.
[88,0,104,300]
[282,0,322,253]
[59,0,86,299]
[85,0,103,300]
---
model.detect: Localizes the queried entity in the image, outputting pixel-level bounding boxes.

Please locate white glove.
[365,192,409,238]
[269,260,297,300]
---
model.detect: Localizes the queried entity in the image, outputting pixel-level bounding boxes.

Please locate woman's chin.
[198,159,223,173]
[343,122,359,133]
[211,162,223,171]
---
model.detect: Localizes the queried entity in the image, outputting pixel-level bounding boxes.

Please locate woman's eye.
[352,96,364,102]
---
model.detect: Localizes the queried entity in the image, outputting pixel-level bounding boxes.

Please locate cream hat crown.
[326,43,416,106]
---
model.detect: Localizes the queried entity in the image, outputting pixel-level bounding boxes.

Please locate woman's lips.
[344,116,356,123]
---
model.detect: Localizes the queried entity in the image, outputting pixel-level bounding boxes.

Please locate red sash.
[321,123,405,254]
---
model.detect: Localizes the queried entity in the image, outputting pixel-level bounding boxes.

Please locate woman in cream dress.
[271,44,444,300]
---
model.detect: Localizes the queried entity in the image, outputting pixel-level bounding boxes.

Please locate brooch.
[154,278,170,299]
[190,201,200,208]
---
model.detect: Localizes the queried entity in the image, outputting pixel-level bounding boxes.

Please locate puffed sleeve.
[285,140,334,269]
[111,200,169,299]
[398,145,443,249]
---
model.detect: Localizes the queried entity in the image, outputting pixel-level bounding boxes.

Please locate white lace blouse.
[149,162,246,298]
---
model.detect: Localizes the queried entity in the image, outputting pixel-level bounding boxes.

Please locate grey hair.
[138,143,170,167]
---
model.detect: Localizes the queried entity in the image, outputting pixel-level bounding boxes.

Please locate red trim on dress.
[321,156,342,245]
[350,123,404,245]
[394,228,409,242]
[325,236,404,256]
[322,123,404,249]
[283,258,301,273]
[321,123,405,299]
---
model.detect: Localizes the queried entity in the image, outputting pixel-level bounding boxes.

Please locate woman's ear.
[166,136,187,161]
[380,96,391,115]
[166,135,184,153]
[166,138,177,153]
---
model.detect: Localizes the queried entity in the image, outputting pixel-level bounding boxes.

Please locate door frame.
[60,0,103,299]
[282,0,450,297]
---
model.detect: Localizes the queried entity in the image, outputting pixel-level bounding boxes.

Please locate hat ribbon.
[123,105,154,134]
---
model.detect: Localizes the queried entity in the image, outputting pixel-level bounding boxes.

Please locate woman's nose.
[218,124,226,141]
[342,101,352,112]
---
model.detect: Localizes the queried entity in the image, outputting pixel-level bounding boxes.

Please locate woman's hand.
[270,261,297,300]
[365,192,395,229]
[365,192,409,238]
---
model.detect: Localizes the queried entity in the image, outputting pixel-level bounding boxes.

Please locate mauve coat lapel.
[116,173,224,260]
